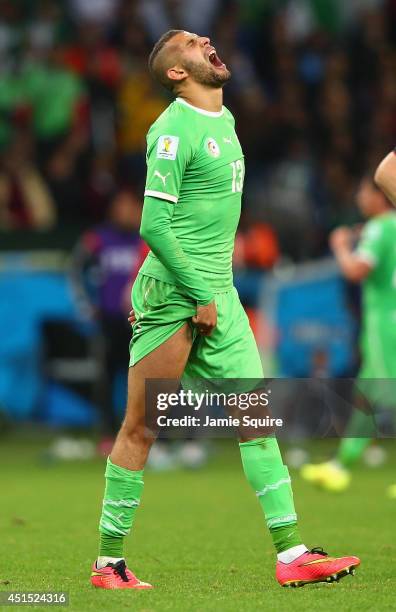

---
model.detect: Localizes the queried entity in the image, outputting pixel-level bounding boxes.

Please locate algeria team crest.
[206,137,220,158]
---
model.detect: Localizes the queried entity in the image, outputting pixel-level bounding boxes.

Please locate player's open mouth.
[208,49,226,69]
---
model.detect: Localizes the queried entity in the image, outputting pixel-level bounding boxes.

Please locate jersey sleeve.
[140,196,215,305]
[356,219,385,267]
[144,124,194,204]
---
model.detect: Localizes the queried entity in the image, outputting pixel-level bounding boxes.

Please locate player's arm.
[330,227,373,283]
[141,130,217,334]
[374,151,396,206]
[140,197,217,334]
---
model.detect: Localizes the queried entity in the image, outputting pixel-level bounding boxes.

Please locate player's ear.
[167,65,188,85]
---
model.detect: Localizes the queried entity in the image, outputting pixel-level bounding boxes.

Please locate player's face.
[110,192,141,229]
[356,179,381,218]
[172,31,231,88]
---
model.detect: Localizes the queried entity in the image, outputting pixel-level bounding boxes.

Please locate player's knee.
[121,420,153,447]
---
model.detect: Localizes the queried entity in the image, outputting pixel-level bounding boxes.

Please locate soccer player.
[301,173,396,493]
[90,30,360,590]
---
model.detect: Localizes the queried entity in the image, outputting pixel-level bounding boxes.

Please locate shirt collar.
[175,97,224,117]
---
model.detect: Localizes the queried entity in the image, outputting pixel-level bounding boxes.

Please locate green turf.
[1,435,395,611]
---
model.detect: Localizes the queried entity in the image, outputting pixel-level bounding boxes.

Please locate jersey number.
[230,160,244,193]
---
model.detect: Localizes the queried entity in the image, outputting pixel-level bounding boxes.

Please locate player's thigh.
[186,288,263,379]
[123,322,193,430]
[130,274,196,366]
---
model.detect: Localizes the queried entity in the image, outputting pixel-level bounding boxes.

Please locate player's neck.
[374,207,393,218]
[177,85,223,113]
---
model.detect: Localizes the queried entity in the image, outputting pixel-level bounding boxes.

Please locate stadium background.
[1,2,395,610]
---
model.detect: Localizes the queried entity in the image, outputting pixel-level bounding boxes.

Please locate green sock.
[99,533,124,558]
[337,437,372,468]
[239,437,302,553]
[270,524,303,553]
[336,409,374,468]
[98,457,144,558]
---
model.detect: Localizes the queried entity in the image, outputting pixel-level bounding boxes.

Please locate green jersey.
[140,97,245,293]
[356,212,396,380]
[356,212,396,314]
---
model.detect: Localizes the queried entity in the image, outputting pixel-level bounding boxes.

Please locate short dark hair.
[148,29,184,92]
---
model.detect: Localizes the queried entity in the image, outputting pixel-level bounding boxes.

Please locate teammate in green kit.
[302,173,396,495]
[90,30,359,590]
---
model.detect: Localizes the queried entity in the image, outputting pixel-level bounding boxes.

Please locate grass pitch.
[1,435,395,611]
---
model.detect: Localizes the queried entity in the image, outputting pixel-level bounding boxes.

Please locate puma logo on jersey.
[154,170,171,186]
[223,137,233,145]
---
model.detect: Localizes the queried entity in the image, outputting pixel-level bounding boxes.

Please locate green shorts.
[358,311,396,407]
[130,273,263,378]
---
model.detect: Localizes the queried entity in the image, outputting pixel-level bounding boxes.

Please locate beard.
[182,58,231,88]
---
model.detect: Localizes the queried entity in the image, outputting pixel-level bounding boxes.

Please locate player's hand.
[329,227,353,252]
[128,309,136,326]
[192,301,217,336]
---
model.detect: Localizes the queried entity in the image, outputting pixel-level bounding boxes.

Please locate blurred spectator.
[111,8,167,185]
[44,135,88,228]
[0,132,56,230]
[254,137,324,260]
[234,220,280,270]
[24,54,87,156]
[138,0,223,42]
[68,0,121,26]
[84,152,117,223]
[71,189,144,435]
[28,1,67,55]
[0,0,24,65]
[117,68,167,185]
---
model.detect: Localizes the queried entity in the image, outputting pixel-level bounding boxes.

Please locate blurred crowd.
[1,0,396,263]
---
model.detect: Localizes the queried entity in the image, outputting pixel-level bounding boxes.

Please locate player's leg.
[305,404,373,490]
[186,288,360,586]
[338,344,396,471]
[301,409,373,492]
[93,323,192,588]
[301,329,385,492]
[223,295,306,556]
[187,290,304,550]
[92,315,194,589]
[110,323,192,470]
